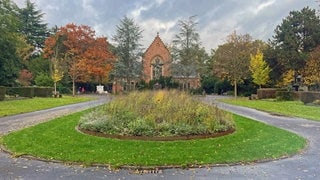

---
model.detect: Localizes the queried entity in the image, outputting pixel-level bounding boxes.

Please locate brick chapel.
[143,33,171,82]
[142,33,200,88]
[112,33,200,93]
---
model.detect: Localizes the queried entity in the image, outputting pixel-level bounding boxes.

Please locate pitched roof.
[144,33,169,56]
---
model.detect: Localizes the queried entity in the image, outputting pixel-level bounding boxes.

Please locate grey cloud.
[13,0,318,51]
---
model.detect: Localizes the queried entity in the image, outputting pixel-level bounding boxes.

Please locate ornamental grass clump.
[79,90,234,137]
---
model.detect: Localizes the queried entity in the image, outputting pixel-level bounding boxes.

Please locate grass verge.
[221,98,320,121]
[0,96,94,117]
[1,109,306,168]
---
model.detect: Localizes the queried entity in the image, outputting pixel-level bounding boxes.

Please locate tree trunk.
[72,79,75,97]
[54,82,57,95]
[234,80,237,99]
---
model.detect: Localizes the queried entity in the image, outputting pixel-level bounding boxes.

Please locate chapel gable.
[142,33,171,82]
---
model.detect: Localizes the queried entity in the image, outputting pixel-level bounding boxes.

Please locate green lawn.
[221,98,320,121]
[1,109,306,168]
[0,96,94,117]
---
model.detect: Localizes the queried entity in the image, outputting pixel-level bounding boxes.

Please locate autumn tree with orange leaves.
[303,46,320,90]
[44,23,115,96]
[80,37,115,83]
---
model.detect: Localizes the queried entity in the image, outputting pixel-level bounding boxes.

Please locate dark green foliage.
[263,46,285,86]
[19,0,48,49]
[276,91,294,101]
[56,84,72,94]
[214,79,232,95]
[201,75,218,94]
[135,80,148,90]
[26,55,50,78]
[34,73,53,87]
[271,7,320,72]
[34,87,54,97]
[6,87,58,98]
[0,0,22,86]
[148,76,179,89]
[112,16,143,90]
[300,92,320,104]
[0,86,6,101]
[136,77,179,90]
[7,87,34,98]
[0,40,21,86]
[0,0,21,86]
[238,78,258,97]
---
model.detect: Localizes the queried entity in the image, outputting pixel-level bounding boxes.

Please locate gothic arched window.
[151,57,163,79]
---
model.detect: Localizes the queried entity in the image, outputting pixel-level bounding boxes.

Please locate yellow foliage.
[303,48,320,86]
[51,59,64,83]
[153,90,165,104]
[15,35,34,61]
[278,69,295,87]
[249,49,270,87]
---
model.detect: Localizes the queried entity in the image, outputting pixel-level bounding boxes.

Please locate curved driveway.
[1,95,320,179]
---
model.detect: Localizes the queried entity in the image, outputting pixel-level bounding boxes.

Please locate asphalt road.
[0,95,319,179]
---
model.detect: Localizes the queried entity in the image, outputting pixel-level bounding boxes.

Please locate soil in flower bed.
[77,126,235,141]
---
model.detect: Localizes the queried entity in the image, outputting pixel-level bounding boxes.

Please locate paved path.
[0,95,320,179]
[0,95,109,135]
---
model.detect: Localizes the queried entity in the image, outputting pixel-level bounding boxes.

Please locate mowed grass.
[0,96,94,117]
[221,98,320,121]
[1,109,306,168]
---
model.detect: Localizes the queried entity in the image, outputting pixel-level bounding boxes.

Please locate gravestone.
[96,85,105,94]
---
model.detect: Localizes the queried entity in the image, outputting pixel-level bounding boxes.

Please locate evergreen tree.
[19,0,48,50]
[171,16,207,90]
[0,0,22,86]
[172,16,199,75]
[112,16,143,91]
[271,7,320,72]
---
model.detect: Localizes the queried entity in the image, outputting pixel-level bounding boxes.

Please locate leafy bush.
[79,90,235,137]
[214,79,232,95]
[201,75,218,94]
[127,118,154,136]
[34,73,53,87]
[148,76,179,90]
[276,91,294,101]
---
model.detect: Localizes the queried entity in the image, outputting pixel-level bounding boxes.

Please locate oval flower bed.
[78,90,235,140]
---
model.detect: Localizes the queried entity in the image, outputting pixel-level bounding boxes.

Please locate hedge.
[7,87,34,98]
[275,91,294,101]
[34,87,54,97]
[6,87,54,98]
[0,86,6,101]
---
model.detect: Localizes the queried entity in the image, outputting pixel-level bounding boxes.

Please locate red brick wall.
[143,35,171,82]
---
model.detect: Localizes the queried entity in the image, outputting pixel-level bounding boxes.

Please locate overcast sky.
[14,0,318,52]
